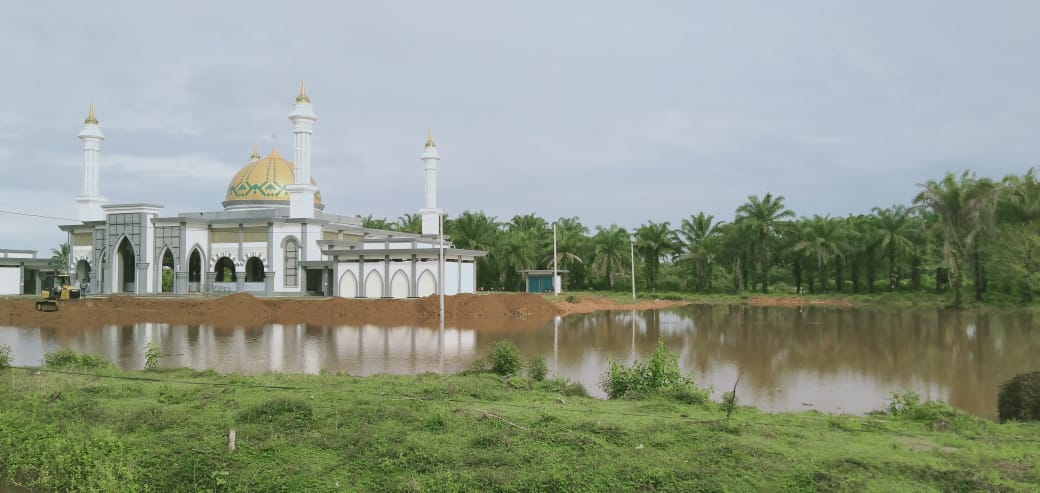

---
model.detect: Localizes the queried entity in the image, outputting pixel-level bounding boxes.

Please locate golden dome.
[222,149,324,210]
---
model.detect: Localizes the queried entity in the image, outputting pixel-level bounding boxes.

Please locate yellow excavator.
[35,274,81,312]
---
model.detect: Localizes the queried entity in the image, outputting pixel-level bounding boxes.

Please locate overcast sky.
[2,1,1039,253]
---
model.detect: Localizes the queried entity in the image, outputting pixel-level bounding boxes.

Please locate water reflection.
[1,305,1037,417]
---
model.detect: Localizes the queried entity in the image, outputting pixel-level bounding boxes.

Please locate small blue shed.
[521,270,567,293]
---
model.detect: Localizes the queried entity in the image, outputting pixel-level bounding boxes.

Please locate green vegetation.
[360,169,1040,307]
[601,341,709,404]
[488,340,522,376]
[526,355,548,382]
[998,371,1040,423]
[2,352,1039,491]
[43,349,111,370]
[144,342,162,370]
[0,345,10,370]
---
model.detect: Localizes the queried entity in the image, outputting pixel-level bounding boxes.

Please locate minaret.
[419,129,441,236]
[286,81,317,218]
[75,104,106,221]
[250,144,260,162]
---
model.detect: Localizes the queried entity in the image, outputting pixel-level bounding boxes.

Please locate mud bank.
[745,296,855,307]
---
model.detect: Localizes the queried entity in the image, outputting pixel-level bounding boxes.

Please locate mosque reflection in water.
[1,304,1037,417]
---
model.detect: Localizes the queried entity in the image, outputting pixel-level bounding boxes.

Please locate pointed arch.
[417,269,437,297]
[114,235,137,293]
[282,236,300,288]
[187,247,203,292]
[338,270,358,298]
[214,257,237,282]
[364,270,384,298]
[157,246,175,293]
[390,269,409,298]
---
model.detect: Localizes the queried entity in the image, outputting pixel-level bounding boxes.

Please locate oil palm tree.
[679,212,724,292]
[735,193,795,293]
[635,221,679,291]
[495,230,538,290]
[393,213,423,234]
[872,205,916,291]
[913,171,999,307]
[591,225,631,289]
[447,211,500,289]
[792,215,846,293]
[49,243,70,274]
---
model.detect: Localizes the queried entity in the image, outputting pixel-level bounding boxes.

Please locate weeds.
[600,340,709,403]
[488,340,522,376]
[144,342,161,370]
[0,344,10,370]
[43,349,111,369]
[527,356,548,382]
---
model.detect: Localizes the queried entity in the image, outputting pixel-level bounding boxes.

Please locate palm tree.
[591,225,631,289]
[735,193,795,293]
[872,205,917,291]
[635,221,679,291]
[393,213,423,234]
[360,214,394,230]
[792,216,846,293]
[446,211,500,289]
[495,230,538,290]
[543,217,586,272]
[913,171,999,307]
[679,213,724,292]
[49,243,70,274]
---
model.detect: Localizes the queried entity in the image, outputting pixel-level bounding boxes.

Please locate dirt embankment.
[551,296,690,316]
[745,296,855,307]
[0,293,568,330]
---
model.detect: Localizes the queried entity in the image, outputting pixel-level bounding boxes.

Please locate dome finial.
[250,145,260,161]
[425,128,435,148]
[296,80,310,103]
[84,103,98,125]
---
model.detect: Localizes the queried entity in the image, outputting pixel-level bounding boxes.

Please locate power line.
[0,209,80,222]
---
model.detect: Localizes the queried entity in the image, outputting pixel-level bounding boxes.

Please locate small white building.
[0,249,58,295]
[59,84,485,297]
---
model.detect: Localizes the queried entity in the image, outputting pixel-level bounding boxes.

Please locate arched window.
[245,257,265,282]
[214,257,236,282]
[188,250,202,283]
[284,239,299,287]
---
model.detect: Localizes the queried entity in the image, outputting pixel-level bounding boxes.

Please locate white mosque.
[59,83,486,297]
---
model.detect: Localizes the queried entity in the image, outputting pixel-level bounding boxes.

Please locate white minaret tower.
[419,130,441,236]
[75,104,106,222]
[286,81,317,219]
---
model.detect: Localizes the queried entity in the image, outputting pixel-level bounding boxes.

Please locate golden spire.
[250,145,260,161]
[296,80,310,103]
[425,128,435,148]
[84,103,98,125]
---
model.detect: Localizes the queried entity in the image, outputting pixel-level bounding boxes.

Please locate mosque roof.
[222,149,324,211]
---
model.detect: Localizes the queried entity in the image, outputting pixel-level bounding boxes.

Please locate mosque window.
[246,257,265,282]
[284,239,298,287]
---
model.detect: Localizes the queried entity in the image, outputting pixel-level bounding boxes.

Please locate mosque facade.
[59,84,485,297]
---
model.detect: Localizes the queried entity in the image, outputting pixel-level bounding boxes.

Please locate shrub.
[880,391,958,422]
[997,371,1040,423]
[600,340,705,400]
[488,340,522,376]
[43,349,111,370]
[144,342,161,370]
[0,344,11,369]
[527,356,548,382]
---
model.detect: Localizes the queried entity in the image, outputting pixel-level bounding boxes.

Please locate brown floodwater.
[2,305,1036,417]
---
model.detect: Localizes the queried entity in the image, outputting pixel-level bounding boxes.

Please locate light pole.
[552,222,559,298]
[630,234,636,300]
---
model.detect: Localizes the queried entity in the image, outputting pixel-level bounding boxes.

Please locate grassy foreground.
[2,365,1039,492]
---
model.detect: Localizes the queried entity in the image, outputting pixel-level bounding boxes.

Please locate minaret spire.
[250,145,260,161]
[287,81,317,219]
[419,130,441,236]
[76,103,106,221]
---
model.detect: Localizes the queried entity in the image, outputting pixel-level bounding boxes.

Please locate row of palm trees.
[362,169,1040,306]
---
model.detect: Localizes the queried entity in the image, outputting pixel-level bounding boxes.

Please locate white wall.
[0,267,20,295]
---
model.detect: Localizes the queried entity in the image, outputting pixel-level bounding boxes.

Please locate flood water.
[2,305,1037,417]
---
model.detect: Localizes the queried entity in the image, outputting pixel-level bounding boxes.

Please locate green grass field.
[2,360,1038,492]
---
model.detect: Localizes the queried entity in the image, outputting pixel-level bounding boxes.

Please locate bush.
[998,371,1040,423]
[488,340,522,376]
[144,342,161,370]
[0,344,11,369]
[880,391,959,422]
[600,340,706,401]
[44,349,111,370]
[527,356,548,382]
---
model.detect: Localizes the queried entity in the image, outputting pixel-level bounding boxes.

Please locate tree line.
[366,168,1040,306]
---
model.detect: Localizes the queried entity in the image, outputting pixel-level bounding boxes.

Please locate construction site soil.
[0,294,691,331]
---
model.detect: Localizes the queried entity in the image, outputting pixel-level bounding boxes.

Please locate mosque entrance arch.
[390,270,409,298]
[74,260,91,286]
[188,249,202,292]
[159,249,174,293]
[338,271,357,298]
[115,237,136,293]
[417,269,436,297]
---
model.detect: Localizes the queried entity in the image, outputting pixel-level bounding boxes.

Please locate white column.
[76,104,106,222]
[419,130,441,236]
[286,81,317,219]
